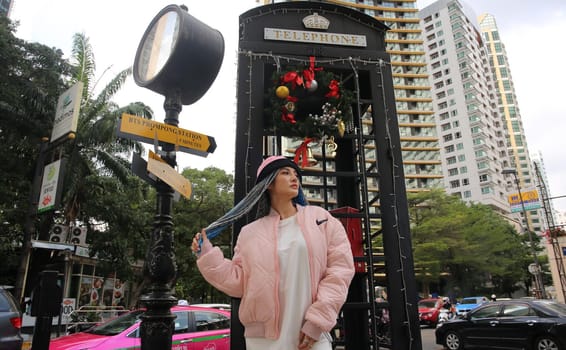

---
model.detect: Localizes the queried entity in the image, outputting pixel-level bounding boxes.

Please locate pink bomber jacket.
[197,205,355,341]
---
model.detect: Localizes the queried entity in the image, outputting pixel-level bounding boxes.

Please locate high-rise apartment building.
[327,0,443,192]
[480,13,545,233]
[532,151,555,228]
[0,0,14,17]
[418,0,510,214]
[261,0,443,193]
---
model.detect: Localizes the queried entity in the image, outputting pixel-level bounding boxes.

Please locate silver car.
[0,287,23,350]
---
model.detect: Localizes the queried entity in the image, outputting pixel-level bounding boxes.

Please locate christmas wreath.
[265,57,354,139]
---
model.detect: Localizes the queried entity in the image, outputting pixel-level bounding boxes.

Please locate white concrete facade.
[419,0,510,214]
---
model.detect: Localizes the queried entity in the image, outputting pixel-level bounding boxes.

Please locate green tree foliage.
[0,15,155,288]
[49,32,156,285]
[409,189,532,297]
[173,166,234,303]
[0,15,72,286]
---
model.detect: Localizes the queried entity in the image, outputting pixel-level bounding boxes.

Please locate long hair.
[200,169,307,247]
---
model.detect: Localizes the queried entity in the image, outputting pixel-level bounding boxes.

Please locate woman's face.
[268,166,300,200]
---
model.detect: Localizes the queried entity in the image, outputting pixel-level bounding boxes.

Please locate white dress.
[246,214,332,350]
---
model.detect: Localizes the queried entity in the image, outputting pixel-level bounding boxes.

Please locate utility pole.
[533,163,566,301]
[502,168,546,298]
[14,138,49,302]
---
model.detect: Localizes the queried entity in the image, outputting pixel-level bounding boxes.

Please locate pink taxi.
[49,305,230,350]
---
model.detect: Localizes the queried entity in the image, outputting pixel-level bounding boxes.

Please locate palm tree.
[61,32,153,224]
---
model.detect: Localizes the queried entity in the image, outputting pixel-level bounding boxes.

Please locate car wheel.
[444,331,463,350]
[534,335,561,350]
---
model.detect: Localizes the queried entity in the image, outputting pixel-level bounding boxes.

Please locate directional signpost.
[116,113,213,201]
[129,5,224,348]
[147,151,192,199]
[117,113,216,157]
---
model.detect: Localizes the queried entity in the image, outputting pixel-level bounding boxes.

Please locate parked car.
[0,287,23,350]
[50,305,230,350]
[418,298,443,327]
[436,299,566,350]
[454,296,488,317]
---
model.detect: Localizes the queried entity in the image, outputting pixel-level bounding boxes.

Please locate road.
[421,326,443,350]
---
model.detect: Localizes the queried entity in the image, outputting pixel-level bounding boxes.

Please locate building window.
[462,178,469,186]
[448,168,458,176]
[450,180,460,188]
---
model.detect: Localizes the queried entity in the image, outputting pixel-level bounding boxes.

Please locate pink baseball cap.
[256,155,301,184]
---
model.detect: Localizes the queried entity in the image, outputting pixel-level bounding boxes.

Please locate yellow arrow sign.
[147,151,192,199]
[117,113,216,157]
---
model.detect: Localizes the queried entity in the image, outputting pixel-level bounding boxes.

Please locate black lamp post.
[502,168,546,299]
[132,4,224,349]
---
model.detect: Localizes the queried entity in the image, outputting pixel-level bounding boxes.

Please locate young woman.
[191,155,355,350]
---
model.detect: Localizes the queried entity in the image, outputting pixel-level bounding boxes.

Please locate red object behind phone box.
[330,207,365,273]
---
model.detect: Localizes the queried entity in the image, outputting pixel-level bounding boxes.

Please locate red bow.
[325,79,340,99]
[302,56,322,89]
[294,138,314,168]
[282,71,303,89]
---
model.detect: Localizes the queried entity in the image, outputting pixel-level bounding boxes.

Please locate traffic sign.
[117,113,216,157]
[61,298,76,324]
[528,263,541,275]
[147,151,192,199]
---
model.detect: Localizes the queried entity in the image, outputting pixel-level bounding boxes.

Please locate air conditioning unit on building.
[49,224,69,243]
[69,226,87,246]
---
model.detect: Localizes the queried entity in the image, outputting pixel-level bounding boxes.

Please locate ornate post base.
[140,292,177,349]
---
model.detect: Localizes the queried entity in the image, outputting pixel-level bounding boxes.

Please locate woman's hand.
[191,229,208,256]
[298,332,316,350]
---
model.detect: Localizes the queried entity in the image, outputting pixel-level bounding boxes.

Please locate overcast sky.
[10,0,566,213]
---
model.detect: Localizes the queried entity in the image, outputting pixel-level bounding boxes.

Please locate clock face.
[136,10,180,83]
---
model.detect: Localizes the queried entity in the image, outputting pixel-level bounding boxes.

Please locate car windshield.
[419,300,437,308]
[461,299,479,305]
[0,289,19,311]
[533,301,566,316]
[86,310,143,336]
